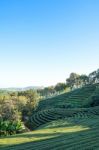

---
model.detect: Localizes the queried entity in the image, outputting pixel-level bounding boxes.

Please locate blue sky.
[0,0,99,87]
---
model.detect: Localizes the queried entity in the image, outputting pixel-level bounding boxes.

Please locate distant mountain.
[23,86,44,91]
[0,86,44,91]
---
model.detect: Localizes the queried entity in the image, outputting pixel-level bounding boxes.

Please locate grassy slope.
[0,83,99,150]
[0,116,99,150]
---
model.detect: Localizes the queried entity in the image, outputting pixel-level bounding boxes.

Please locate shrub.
[0,119,24,136]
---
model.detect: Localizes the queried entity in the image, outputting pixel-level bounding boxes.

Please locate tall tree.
[66,73,80,89]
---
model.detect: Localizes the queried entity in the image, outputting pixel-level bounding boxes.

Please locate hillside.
[38,84,98,110]
[0,83,99,150]
[0,114,99,150]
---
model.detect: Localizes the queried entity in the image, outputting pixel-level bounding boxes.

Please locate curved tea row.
[31,106,99,129]
[38,84,97,110]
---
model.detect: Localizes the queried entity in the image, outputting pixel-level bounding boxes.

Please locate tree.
[0,97,24,136]
[24,90,39,115]
[66,73,89,90]
[55,83,66,93]
[15,96,28,112]
[89,69,99,84]
[66,73,80,89]
[0,99,21,121]
[78,75,89,86]
[37,86,56,98]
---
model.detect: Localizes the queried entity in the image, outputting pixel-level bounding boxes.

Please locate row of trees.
[66,73,89,90]
[37,69,99,98]
[66,69,99,90]
[37,83,67,99]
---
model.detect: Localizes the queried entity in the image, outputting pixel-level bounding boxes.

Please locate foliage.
[66,73,80,89]
[0,99,21,121]
[0,90,39,136]
[66,73,89,90]
[0,119,24,136]
[89,69,99,83]
[55,83,67,93]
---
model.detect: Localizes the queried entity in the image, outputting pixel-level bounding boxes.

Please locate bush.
[0,119,24,136]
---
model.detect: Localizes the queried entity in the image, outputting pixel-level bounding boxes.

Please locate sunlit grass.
[0,120,89,148]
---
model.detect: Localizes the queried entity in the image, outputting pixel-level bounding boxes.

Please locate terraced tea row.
[38,84,97,109]
[30,106,99,129]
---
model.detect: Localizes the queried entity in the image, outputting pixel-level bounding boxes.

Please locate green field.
[0,84,99,150]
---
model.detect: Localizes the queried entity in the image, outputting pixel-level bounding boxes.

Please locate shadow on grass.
[0,126,92,150]
[0,121,86,139]
[0,117,99,150]
[0,128,93,150]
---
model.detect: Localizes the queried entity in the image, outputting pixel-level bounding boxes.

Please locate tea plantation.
[0,84,99,150]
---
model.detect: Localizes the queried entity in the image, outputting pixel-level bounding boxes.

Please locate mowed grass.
[0,116,99,150]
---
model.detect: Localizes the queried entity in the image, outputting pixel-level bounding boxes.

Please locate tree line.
[66,69,99,90]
